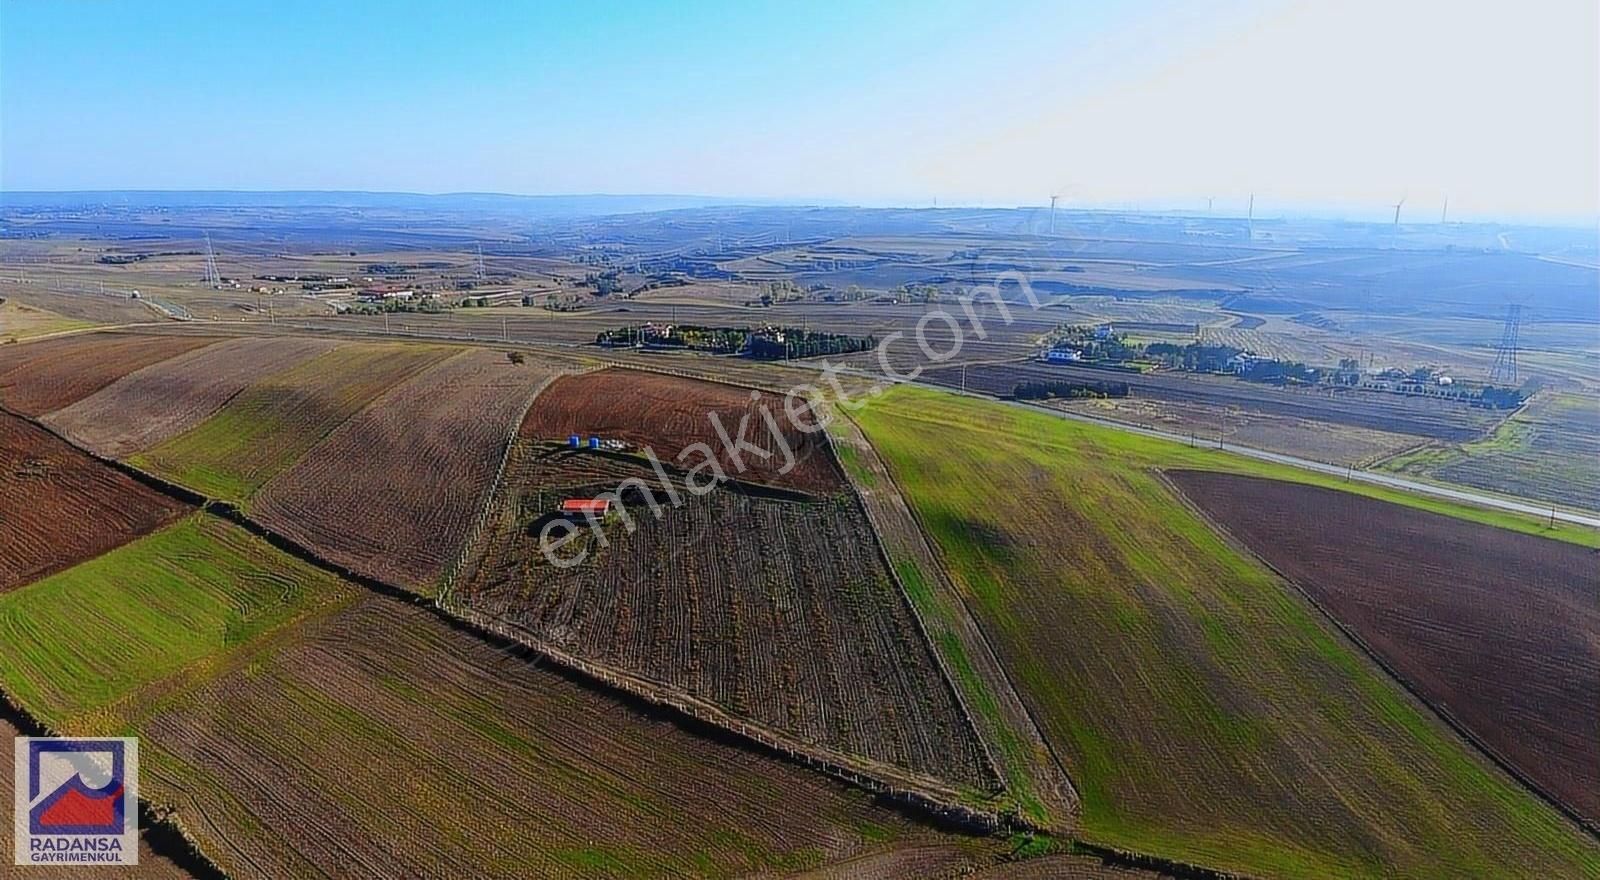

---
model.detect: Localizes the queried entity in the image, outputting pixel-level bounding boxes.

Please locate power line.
[1488,303,1522,385]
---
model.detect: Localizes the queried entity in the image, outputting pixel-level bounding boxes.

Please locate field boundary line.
[435,360,599,604]
[447,604,1014,834]
[814,403,1006,796]
[1156,468,1600,842]
[0,691,229,879]
[3,405,1020,839]
[835,405,1085,829]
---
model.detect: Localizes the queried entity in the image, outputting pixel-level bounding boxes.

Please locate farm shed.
[559,498,612,518]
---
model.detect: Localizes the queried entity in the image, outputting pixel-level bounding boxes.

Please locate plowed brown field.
[45,335,338,457]
[459,441,992,791]
[0,717,192,879]
[0,333,218,416]
[253,348,568,592]
[136,595,966,878]
[1170,469,1600,825]
[0,412,191,592]
[520,368,845,494]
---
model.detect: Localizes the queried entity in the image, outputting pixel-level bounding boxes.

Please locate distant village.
[1039,323,1525,409]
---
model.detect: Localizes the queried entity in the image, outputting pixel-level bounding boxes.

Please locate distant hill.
[0,190,794,216]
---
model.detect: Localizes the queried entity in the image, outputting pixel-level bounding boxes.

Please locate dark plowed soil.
[521,368,846,494]
[1169,469,1600,825]
[0,333,218,416]
[0,412,192,592]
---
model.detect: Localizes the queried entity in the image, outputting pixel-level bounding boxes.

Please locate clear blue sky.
[2,0,1595,221]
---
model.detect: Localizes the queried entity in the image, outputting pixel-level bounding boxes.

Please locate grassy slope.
[131,342,450,503]
[0,299,93,340]
[132,596,974,879]
[853,384,1599,879]
[0,506,976,877]
[0,513,355,730]
[989,394,1599,549]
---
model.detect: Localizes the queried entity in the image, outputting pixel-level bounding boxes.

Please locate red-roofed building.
[560,498,612,518]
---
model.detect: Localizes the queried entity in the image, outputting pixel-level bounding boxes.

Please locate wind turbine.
[1247,193,1255,238]
[1206,197,1215,215]
[1440,196,1449,224]
[1049,194,1060,233]
[1391,196,1406,227]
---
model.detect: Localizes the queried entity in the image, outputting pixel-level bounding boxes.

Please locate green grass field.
[0,513,355,730]
[131,342,450,502]
[853,384,1600,879]
[129,595,982,878]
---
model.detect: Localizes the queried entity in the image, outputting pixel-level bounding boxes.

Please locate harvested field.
[520,368,846,494]
[0,282,163,325]
[1169,470,1600,825]
[854,385,1600,879]
[1063,395,1421,465]
[0,411,190,593]
[459,442,991,789]
[132,341,452,502]
[0,513,356,729]
[0,717,192,879]
[134,595,969,879]
[0,298,93,341]
[45,335,338,458]
[0,332,218,416]
[925,359,1502,443]
[254,348,570,592]
[1379,391,1600,511]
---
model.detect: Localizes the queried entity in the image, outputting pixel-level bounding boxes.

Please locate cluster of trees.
[342,297,446,315]
[894,283,944,304]
[1145,341,1245,372]
[458,297,493,308]
[1475,385,1526,409]
[1238,358,1319,385]
[759,279,807,305]
[1046,325,1141,363]
[746,328,877,360]
[1013,379,1130,400]
[594,323,876,360]
[584,268,623,296]
[595,324,747,353]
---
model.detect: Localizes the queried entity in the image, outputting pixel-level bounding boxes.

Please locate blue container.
[568,434,581,449]
[588,436,601,450]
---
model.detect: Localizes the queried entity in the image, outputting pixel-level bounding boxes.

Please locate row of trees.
[594,324,876,360]
[1013,379,1130,400]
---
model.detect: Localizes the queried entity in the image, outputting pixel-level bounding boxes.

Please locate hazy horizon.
[3,0,1596,225]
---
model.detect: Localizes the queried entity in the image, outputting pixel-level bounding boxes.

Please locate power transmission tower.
[203,233,222,287]
[475,243,487,281]
[1488,303,1522,385]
